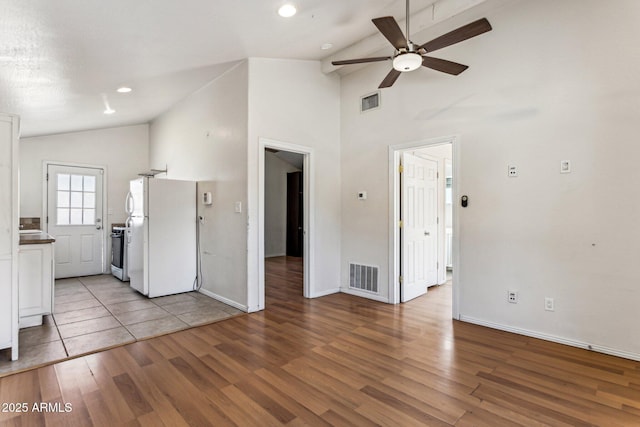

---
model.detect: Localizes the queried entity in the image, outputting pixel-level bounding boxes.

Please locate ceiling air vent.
[360,92,380,113]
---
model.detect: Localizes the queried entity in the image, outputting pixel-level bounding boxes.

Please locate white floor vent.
[349,263,379,293]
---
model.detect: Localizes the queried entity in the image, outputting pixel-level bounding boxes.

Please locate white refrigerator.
[126,177,196,298]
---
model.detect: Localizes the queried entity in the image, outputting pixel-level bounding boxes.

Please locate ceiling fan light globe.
[393,53,422,72]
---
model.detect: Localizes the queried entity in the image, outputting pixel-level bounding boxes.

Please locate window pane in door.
[57,174,70,191]
[83,192,95,208]
[57,191,70,208]
[84,176,96,192]
[83,209,95,224]
[70,192,83,208]
[71,175,83,191]
[57,208,70,225]
[70,209,83,225]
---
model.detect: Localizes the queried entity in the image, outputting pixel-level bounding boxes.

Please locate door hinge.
[399,275,403,284]
[399,164,404,174]
[399,220,403,228]
[437,217,439,224]
[437,171,439,179]
[46,173,49,181]
[46,216,49,224]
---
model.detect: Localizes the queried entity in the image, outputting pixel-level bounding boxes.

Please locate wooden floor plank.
[0,256,638,426]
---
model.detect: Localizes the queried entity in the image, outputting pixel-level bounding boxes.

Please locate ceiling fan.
[331,0,492,88]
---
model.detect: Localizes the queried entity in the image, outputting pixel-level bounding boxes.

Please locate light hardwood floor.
[0,256,639,426]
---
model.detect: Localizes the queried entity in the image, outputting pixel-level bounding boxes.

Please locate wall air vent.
[349,263,379,293]
[360,91,380,113]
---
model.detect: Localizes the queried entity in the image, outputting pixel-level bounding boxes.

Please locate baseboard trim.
[460,315,640,362]
[341,287,390,303]
[310,288,340,298]
[198,288,248,313]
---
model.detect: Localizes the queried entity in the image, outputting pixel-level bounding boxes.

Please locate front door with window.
[47,164,104,278]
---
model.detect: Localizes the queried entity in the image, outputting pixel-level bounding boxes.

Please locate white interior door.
[401,152,438,302]
[47,164,104,278]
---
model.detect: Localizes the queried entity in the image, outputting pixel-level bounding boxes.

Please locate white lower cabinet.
[0,113,19,360]
[0,258,13,348]
[19,244,54,328]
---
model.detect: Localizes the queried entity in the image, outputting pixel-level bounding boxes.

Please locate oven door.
[111,232,124,268]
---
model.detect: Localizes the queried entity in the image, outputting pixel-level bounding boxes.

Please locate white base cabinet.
[0,113,19,361]
[0,259,13,348]
[19,244,54,328]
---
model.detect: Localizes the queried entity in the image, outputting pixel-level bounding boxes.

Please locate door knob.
[96,225,102,230]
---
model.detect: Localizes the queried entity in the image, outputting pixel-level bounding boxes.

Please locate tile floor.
[0,274,243,376]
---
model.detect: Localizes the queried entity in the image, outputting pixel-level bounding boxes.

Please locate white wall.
[340,0,640,359]
[149,61,249,309]
[20,124,149,263]
[247,58,342,308]
[264,151,301,257]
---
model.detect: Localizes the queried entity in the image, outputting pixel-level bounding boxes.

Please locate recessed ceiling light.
[104,108,116,115]
[321,43,333,50]
[116,86,132,93]
[278,4,296,18]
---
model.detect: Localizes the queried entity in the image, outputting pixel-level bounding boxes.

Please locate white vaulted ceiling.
[0,0,496,137]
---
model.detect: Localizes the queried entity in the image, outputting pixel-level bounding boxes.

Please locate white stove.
[110,226,129,281]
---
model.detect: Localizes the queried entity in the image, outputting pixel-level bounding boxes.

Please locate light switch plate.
[560,160,571,174]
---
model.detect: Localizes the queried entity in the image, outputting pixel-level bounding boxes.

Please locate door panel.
[81,234,95,262]
[47,164,104,278]
[401,153,438,302]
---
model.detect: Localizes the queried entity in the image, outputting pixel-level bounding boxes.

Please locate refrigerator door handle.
[125,191,134,215]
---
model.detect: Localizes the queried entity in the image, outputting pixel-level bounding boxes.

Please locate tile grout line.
[60,277,133,351]
[81,276,197,339]
[80,276,140,343]
[49,310,71,358]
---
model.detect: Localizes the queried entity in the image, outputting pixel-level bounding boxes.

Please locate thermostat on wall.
[203,192,212,205]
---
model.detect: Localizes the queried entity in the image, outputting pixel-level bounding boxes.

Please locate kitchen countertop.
[19,231,56,245]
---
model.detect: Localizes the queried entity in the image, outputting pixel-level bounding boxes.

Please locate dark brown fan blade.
[332,56,392,66]
[422,56,469,75]
[419,18,492,53]
[372,17,407,50]
[379,69,402,88]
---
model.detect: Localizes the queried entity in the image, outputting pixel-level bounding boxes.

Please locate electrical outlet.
[508,291,518,303]
[508,165,518,177]
[560,160,571,174]
[545,297,555,311]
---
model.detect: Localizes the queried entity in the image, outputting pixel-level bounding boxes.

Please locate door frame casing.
[256,138,314,309]
[388,135,461,318]
[42,161,109,274]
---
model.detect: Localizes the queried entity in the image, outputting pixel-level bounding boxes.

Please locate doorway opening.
[258,138,313,310]
[390,136,459,318]
[43,162,107,279]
